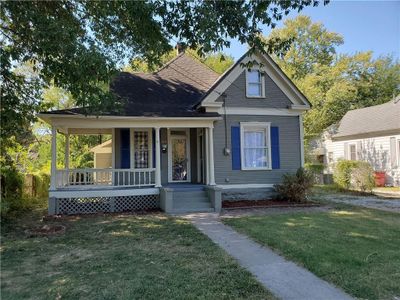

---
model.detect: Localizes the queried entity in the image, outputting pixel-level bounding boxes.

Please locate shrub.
[351,162,375,192]
[1,166,24,217]
[305,163,325,184]
[33,172,50,198]
[274,168,314,203]
[305,163,325,174]
[334,160,375,191]
[333,160,359,189]
[1,168,49,219]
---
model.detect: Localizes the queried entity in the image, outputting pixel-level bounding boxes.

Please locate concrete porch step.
[172,190,207,199]
[173,197,210,205]
[171,207,215,214]
[173,200,212,209]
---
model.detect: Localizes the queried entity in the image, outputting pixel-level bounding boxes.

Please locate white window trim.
[397,139,400,167]
[348,143,357,161]
[240,122,271,170]
[245,69,265,98]
[130,128,153,169]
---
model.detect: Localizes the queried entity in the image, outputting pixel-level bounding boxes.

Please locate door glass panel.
[172,138,187,181]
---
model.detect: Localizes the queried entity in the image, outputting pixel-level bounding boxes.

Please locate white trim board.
[49,187,160,198]
[38,114,220,130]
[206,107,303,116]
[216,184,275,189]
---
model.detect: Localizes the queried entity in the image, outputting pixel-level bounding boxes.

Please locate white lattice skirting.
[56,195,160,215]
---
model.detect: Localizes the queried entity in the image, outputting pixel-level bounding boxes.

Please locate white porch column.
[50,126,57,190]
[111,128,116,168]
[64,133,69,169]
[155,127,162,187]
[111,128,116,186]
[208,126,216,186]
[205,127,210,184]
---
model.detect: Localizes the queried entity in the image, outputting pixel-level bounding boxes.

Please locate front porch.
[46,116,220,215]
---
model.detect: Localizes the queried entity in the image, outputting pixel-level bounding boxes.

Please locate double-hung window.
[240,122,271,170]
[246,70,264,97]
[349,144,357,161]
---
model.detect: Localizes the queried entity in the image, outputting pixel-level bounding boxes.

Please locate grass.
[223,206,400,300]
[1,210,273,300]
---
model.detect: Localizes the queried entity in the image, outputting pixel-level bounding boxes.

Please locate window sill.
[241,167,272,171]
[245,95,265,99]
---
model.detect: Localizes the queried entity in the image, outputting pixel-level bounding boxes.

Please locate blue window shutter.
[231,126,241,170]
[271,126,280,169]
[120,129,130,169]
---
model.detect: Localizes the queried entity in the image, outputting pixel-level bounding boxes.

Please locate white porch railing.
[55,168,156,189]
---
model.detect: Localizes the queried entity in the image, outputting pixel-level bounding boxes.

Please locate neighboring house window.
[328,152,333,163]
[133,130,151,168]
[240,122,271,170]
[246,70,264,97]
[349,144,357,160]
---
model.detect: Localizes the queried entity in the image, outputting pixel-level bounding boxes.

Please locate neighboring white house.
[319,98,400,186]
[90,140,112,169]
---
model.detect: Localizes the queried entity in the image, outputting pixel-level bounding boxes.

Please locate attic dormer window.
[246,70,264,98]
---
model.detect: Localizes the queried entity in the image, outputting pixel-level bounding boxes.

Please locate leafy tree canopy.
[1,0,326,155]
[124,48,234,74]
[265,16,400,140]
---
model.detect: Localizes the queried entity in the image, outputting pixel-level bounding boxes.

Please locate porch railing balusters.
[55,168,156,189]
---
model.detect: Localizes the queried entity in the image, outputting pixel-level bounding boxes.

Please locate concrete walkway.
[186,213,353,300]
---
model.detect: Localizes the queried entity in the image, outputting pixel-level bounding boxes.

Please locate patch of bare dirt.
[25,225,66,237]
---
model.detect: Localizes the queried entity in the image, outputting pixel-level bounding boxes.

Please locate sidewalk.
[185,213,353,300]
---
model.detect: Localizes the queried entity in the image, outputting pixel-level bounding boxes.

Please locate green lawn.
[1,210,273,300]
[223,206,400,300]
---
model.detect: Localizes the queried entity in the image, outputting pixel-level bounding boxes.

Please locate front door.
[168,129,190,182]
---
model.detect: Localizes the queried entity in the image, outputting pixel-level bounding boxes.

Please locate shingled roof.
[333,98,400,140]
[41,53,220,118]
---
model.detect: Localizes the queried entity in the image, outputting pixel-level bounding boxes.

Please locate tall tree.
[124,49,234,74]
[1,0,327,156]
[265,16,400,139]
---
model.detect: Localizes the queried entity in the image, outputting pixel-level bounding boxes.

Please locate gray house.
[38,48,310,215]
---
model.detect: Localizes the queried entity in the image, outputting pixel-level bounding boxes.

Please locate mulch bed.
[222,199,319,210]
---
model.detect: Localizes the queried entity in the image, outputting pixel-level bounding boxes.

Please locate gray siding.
[115,128,196,184]
[213,115,301,185]
[216,71,292,108]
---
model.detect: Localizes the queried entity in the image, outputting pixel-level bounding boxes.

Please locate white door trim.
[168,128,191,183]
